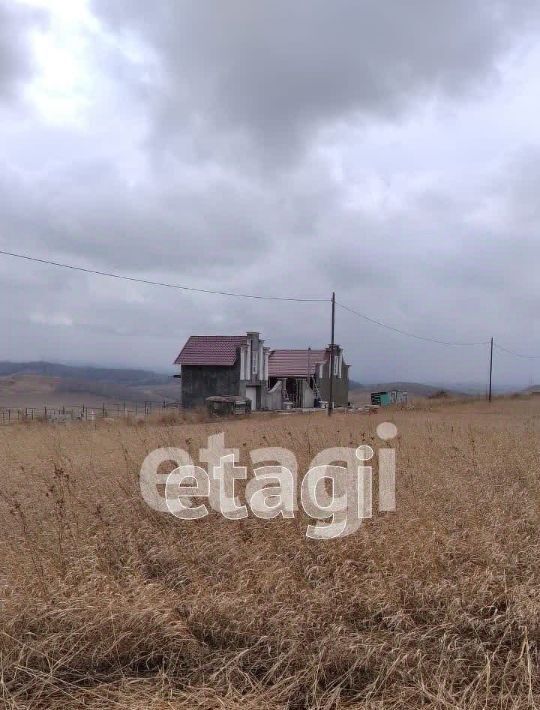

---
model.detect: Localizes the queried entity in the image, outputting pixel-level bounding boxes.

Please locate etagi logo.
[140,422,397,540]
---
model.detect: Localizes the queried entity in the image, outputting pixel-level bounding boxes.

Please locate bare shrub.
[428,389,450,399]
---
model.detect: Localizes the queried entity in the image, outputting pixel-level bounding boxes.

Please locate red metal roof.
[268,349,328,378]
[174,335,247,366]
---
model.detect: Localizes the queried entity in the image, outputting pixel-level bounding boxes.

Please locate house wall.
[317,355,349,407]
[266,380,283,410]
[245,332,264,385]
[239,332,268,410]
[302,380,315,408]
[181,362,240,409]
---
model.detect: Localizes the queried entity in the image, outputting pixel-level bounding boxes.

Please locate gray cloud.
[93,0,540,164]
[0,0,47,99]
[0,160,273,275]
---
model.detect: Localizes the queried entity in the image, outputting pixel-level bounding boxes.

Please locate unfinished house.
[174,332,270,409]
[267,346,349,409]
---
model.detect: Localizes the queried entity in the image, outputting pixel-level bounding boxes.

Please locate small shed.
[371,391,392,406]
[206,395,251,416]
[371,390,408,406]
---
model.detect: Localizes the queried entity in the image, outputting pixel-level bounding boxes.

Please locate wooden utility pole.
[328,292,336,417]
[488,337,494,402]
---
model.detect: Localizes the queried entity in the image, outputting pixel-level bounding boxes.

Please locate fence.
[0,400,182,425]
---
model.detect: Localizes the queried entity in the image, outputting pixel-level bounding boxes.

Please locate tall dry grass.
[0,399,538,708]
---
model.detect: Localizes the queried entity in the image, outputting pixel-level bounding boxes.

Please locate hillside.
[0,362,179,408]
[0,361,172,386]
[348,380,467,402]
[0,363,475,409]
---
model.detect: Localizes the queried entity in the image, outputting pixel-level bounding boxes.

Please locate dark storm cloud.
[0,0,47,99]
[92,0,540,162]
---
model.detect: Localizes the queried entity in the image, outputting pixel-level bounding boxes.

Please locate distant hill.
[0,361,172,386]
[0,362,179,408]
[0,363,472,409]
[349,380,468,398]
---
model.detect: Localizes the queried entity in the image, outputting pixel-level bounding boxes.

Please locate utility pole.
[307,347,311,408]
[328,292,336,417]
[488,337,494,402]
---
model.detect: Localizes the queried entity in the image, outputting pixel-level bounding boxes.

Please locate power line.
[494,343,540,360]
[1,248,539,359]
[0,249,328,303]
[336,301,490,347]
[337,300,540,360]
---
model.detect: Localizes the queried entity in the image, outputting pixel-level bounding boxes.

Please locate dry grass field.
[0,398,538,708]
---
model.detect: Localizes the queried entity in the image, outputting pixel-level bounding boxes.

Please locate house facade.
[267,346,349,408]
[175,332,269,410]
[174,332,349,410]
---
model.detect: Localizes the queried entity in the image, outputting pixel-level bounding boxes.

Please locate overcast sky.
[1,0,540,387]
